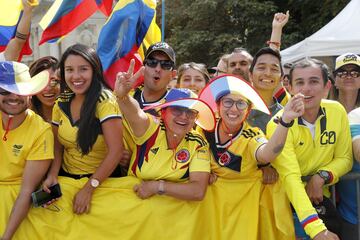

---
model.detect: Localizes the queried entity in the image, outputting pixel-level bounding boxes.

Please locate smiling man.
[267,58,353,240]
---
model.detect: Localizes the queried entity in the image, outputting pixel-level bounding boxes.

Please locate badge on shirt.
[255,137,268,144]
[175,149,190,163]
[218,151,231,166]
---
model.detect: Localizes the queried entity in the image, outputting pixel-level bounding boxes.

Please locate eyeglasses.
[0,89,11,96]
[336,71,360,79]
[49,79,61,88]
[145,58,174,70]
[169,106,198,119]
[221,97,249,111]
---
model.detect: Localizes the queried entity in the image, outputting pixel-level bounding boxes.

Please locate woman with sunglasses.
[198,75,304,239]
[177,62,210,95]
[29,56,60,122]
[114,59,215,201]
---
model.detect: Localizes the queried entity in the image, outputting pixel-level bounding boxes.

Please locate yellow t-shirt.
[203,120,267,179]
[124,115,210,182]
[52,89,122,175]
[273,86,291,107]
[0,110,54,183]
[266,99,353,238]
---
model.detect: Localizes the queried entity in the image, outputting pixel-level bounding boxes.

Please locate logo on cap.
[343,54,358,63]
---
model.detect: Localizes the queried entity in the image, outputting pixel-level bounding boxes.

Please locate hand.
[272,11,290,29]
[114,59,144,99]
[208,172,218,185]
[313,230,339,240]
[133,181,158,199]
[119,149,131,169]
[260,166,279,184]
[22,0,36,12]
[305,174,325,205]
[282,93,305,123]
[73,185,94,214]
[42,175,60,206]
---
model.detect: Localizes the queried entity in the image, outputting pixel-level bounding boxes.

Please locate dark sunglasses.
[335,71,360,79]
[145,58,174,70]
[221,98,249,111]
[169,106,198,119]
[0,89,11,96]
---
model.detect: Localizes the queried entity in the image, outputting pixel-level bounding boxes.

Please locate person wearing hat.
[0,61,54,240]
[114,59,214,200]
[332,53,360,240]
[198,75,304,239]
[267,58,352,240]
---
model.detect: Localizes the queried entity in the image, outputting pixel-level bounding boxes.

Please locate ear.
[172,69,177,79]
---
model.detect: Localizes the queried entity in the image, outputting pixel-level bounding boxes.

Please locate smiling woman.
[29,56,59,123]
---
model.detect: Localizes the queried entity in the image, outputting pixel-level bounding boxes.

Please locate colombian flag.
[97,0,161,89]
[0,0,32,57]
[39,0,113,45]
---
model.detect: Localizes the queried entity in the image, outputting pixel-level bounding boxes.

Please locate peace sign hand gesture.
[114,59,144,99]
[272,10,290,29]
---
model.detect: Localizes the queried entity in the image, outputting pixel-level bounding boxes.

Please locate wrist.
[157,180,165,195]
[316,170,332,185]
[279,117,294,128]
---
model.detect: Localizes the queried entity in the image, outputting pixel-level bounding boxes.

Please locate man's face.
[334,64,360,91]
[250,54,282,92]
[143,52,175,94]
[227,52,251,81]
[290,66,329,112]
[0,89,29,115]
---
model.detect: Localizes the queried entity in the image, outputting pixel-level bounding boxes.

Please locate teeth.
[262,79,273,83]
[175,121,187,126]
[73,82,83,86]
[227,114,238,118]
[7,102,19,106]
[43,94,55,97]
[304,95,312,99]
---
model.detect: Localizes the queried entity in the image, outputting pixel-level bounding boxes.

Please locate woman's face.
[64,54,93,95]
[218,94,250,129]
[334,65,360,91]
[179,68,207,94]
[35,68,60,107]
[162,106,197,138]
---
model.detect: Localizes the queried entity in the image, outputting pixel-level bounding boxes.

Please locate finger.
[133,184,139,192]
[86,204,90,214]
[43,185,51,193]
[127,59,135,76]
[131,66,145,86]
[286,10,290,18]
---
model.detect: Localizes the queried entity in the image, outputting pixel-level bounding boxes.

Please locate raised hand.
[272,10,290,29]
[282,93,305,123]
[114,59,144,99]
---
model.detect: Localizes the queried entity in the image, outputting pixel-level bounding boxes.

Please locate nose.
[154,62,162,71]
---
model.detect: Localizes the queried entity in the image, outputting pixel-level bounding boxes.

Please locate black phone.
[31,183,62,207]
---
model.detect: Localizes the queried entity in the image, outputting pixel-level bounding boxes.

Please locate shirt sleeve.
[27,125,54,161]
[349,108,360,141]
[52,101,61,126]
[249,128,268,162]
[123,113,160,145]
[267,116,326,239]
[96,91,122,123]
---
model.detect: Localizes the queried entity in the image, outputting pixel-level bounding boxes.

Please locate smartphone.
[31,184,62,208]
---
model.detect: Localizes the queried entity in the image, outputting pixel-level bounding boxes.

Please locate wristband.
[279,117,294,128]
[158,180,165,195]
[15,31,28,40]
[266,40,281,48]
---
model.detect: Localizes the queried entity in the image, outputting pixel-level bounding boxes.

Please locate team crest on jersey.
[12,144,23,156]
[218,152,231,166]
[175,149,190,163]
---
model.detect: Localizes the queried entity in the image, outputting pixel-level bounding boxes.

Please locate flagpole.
[161,0,165,42]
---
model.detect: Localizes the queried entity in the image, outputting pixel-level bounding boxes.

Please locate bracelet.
[158,180,165,195]
[15,31,28,40]
[115,94,128,101]
[266,40,281,48]
[279,117,294,128]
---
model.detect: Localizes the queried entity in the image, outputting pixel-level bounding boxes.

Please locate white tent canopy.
[281,0,360,63]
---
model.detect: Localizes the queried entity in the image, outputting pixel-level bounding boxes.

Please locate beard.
[232,69,250,82]
[0,99,28,116]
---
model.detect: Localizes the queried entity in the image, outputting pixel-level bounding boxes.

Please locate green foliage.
[158,0,349,67]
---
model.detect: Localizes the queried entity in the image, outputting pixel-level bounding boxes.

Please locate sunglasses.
[336,71,360,79]
[221,98,249,111]
[0,89,11,96]
[145,58,174,70]
[49,79,61,88]
[169,106,198,119]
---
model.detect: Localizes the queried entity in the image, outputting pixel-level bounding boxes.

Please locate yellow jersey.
[0,110,54,183]
[203,120,267,179]
[266,99,353,238]
[52,89,122,175]
[124,114,211,182]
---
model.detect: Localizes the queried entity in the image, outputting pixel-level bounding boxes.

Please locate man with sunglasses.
[131,42,176,112]
[0,61,54,240]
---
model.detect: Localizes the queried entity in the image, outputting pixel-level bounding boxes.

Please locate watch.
[317,170,331,184]
[90,178,100,188]
[279,117,294,128]
[158,180,165,195]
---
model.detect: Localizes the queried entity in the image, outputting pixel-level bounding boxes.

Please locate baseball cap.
[144,42,176,64]
[334,53,360,71]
